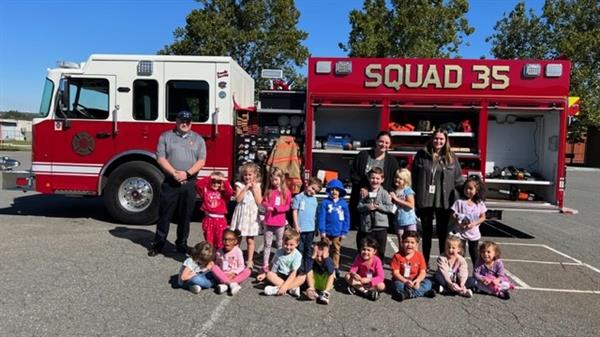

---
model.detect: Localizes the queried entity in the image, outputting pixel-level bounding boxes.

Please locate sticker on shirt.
[275,196,281,206]
[299,200,305,210]
[403,263,411,278]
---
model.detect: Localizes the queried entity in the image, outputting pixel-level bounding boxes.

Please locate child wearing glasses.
[196,171,234,249]
[212,229,251,295]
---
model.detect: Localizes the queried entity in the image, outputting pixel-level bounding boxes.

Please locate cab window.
[166,80,209,122]
[61,78,110,119]
[133,79,158,121]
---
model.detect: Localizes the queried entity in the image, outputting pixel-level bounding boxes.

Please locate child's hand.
[361,277,371,285]
[482,279,491,285]
[493,278,501,285]
[267,206,274,212]
[227,272,236,279]
[406,280,415,288]
[450,283,461,292]
[277,286,287,296]
[206,261,214,270]
[367,203,377,211]
[360,188,369,199]
[413,281,421,290]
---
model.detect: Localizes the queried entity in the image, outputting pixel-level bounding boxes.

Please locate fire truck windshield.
[38,78,54,118]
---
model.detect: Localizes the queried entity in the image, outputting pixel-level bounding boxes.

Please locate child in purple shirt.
[451,175,487,264]
[473,241,514,300]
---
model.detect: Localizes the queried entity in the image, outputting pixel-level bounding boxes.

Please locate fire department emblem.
[71,132,95,156]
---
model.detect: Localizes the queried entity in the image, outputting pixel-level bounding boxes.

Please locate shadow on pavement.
[0,194,115,222]
[480,220,535,239]
[109,226,186,263]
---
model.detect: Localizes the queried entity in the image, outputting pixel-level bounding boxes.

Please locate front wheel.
[104,161,164,225]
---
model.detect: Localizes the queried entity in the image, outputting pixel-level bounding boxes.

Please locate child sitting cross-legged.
[434,234,473,297]
[302,239,336,305]
[344,237,385,301]
[391,231,436,301]
[257,228,305,297]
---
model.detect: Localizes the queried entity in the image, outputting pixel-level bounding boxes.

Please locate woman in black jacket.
[412,130,464,267]
[349,131,399,234]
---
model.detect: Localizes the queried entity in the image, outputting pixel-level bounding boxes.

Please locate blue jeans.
[298,231,314,273]
[394,278,432,298]
[180,271,215,289]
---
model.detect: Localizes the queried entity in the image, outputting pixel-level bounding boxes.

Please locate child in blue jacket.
[319,179,350,277]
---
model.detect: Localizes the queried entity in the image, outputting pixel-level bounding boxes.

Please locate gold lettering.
[404,64,423,88]
[384,64,403,91]
[444,65,462,89]
[491,65,510,89]
[421,65,442,88]
[364,64,382,88]
[472,65,490,89]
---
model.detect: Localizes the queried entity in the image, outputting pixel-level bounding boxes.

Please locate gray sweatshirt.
[357,187,396,232]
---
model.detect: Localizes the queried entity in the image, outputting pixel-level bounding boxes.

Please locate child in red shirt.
[195,171,233,249]
[390,231,436,301]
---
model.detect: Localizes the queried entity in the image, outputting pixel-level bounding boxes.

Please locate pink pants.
[202,216,228,249]
[211,265,251,284]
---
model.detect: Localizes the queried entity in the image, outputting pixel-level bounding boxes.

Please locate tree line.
[161,0,598,137]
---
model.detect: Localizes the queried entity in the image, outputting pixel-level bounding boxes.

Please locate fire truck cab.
[305,57,572,213]
[30,55,254,224]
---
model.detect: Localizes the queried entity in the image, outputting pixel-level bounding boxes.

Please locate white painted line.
[583,263,600,275]
[428,255,582,266]
[431,239,548,247]
[515,287,600,295]
[195,296,232,337]
[504,268,531,289]
[542,244,582,264]
[387,235,399,253]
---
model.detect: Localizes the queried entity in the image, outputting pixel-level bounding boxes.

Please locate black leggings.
[462,239,480,265]
[417,207,451,266]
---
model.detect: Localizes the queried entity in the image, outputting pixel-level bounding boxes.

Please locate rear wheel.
[104,161,164,225]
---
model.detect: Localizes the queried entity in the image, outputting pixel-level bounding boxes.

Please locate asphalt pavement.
[1,151,599,337]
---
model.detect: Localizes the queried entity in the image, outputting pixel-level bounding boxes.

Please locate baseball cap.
[176,110,192,121]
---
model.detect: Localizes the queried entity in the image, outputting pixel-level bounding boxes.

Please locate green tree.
[160,0,309,89]
[340,0,474,58]
[487,0,600,140]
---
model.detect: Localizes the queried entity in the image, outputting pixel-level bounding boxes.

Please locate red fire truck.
[305,57,575,213]
[18,55,254,225]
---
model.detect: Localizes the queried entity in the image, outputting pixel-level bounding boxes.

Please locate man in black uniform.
[148,110,206,256]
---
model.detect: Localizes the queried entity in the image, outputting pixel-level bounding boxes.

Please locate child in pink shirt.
[261,167,291,272]
[344,237,385,301]
[212,229,251,295]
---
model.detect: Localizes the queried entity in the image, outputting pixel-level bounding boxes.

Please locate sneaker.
[189,285,202,294]
[465,289,473,298]
[367,289,380,301]
[317,290,330,305]
[147,244,162,257]
[437,285,445,294]
[347,286,357,295]
[498,291,510,300]
[393,290,406,302]
[176,245,190,255]
[288,287,301,298]
[229,282,241,295]
[216,284,228,294]
[303,288,317,301]
[424,290,436,298]
[264,285,279,296]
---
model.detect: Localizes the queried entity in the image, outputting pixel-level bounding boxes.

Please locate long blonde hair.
[396,168,412,188]
[265,167,289,203]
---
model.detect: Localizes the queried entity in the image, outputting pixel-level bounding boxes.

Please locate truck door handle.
[96,132,111,139]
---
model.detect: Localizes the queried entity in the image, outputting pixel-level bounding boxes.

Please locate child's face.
[360,246,376,261]
[270,175,282,188]
[330,188,340,199]
[402,237,418,254]
[395,175,405,188]
[369,173,384,189]
[314,245,328,262]
[464,181,477,200]
[481,247,496,264]
[305,183,320,197]
[447,241,461,257]
[210,177,223,191]
[242,170,255,184]
[222,233,237,251]
[283,238,298,254]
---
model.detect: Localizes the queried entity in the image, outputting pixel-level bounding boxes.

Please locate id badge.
[275,196,281,206]
[403,263,411,278]
[428,185,436,194]
[299,201,305,210]
[338,208,345,221]
[222,260,229,270]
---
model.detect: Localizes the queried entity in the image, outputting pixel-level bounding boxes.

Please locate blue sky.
[0,0,544,112]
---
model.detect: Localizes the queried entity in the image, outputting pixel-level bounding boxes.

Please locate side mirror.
[58,77,70,114]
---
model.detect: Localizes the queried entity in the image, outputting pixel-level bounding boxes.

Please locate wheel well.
[99,153,162,195]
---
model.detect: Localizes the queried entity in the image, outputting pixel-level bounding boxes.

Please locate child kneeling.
[391,231,436,301]
[257,229,305,297]
[344,237,385,301]
[303,239,336,304]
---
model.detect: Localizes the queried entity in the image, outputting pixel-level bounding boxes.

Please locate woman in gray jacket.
[412,130,464,267]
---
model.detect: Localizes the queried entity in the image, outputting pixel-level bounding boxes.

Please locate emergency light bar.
[315,61,332,74]
[523,64,541,77]
[261,69,283,79]
[545,64,563,77]
[335,61,352,75]
[57,61,80,69]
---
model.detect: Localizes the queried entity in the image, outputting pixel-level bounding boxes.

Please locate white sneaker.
[437,285,445,294]
[465,289,473,298]
[288,287,300,298]
[229,282,242,295]
[216,284,228,294]
[189,285,202,294]
[264,285,279,296]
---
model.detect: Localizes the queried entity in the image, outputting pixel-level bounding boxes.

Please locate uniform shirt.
[156,129,206,171]
[292,192,318,232]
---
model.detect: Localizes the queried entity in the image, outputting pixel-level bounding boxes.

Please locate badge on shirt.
[428,185,436,194]
[299,200,305,210]
[275,196,281,206]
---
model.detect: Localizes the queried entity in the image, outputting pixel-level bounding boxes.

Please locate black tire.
[104,161,164,225]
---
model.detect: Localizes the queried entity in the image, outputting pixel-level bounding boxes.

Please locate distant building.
[0,119,32,141]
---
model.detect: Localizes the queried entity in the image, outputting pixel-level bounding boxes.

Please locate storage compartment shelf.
[485,178,553,186]
[312,149,360,154]
[390,131,474,137]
